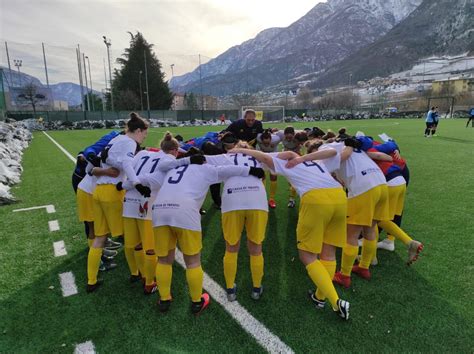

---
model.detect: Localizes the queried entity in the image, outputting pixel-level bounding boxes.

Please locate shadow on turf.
[435,136,474,144]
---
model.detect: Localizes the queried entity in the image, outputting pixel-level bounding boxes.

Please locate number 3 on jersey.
[168,165,189,184]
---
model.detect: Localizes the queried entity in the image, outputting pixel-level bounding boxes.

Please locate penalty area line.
[45,130,294,354]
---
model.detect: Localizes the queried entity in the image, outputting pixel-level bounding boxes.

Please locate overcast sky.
[0,0,323,90]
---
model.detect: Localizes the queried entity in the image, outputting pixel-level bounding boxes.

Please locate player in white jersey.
[229,146,350,320]
[139,137,264,315]
[296,137,391,289]
[87,113,149,293]
[205,141,268,301]
[257,129,281,208]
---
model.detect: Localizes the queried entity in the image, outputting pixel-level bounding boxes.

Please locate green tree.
[84,93,104,111]
[112,32,172,111]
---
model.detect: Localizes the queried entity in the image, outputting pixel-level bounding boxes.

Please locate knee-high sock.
[186,266,204,302]
[223,251,238,289]
[341,245,358,276]
[87,239,94,248]
[387,214,403,241]
[124,247,139,276]
[306,260,339,310]
[87,247,103,285]
[250,254,264,288]
[378,220,412,245]
[156,263,172,300]
[315,260,336,300]
[360,239,377,269]
[135,248,145,276]
[269,180,277,200]
[289,185,297,199]
[144,254,157,286]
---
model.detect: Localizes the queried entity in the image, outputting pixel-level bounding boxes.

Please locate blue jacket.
[469,108,474,116]
[181,132,220,151]
[425,111,434,123]
[83,130,120,158]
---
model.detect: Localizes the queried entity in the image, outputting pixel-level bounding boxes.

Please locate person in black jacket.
[223,109,264,147]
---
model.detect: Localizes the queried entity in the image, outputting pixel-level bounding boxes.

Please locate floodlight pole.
[82,53,91,111]
[85,56,95,111]
[5,42,13,86]
[139,70,144,111]
[144,50,150,118]
[199,54,204,119]
[13,59,22,86]
[103,36,114,111]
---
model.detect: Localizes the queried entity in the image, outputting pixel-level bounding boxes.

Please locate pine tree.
[112,32,173,111]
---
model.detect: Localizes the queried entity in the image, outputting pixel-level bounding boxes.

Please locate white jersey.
[387,175,406,187]
[257,134,281,153]
[122,150,166,220]
[152,164,250,231]
[336,148,387,198]
[77,163,97,195]
[205,153,268,213]
[317,143,342,173]
[96,134,139,185]
[270,154,341,197]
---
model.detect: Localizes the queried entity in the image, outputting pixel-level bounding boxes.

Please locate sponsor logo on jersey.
[226,185,260,194]
[361,168,379,176]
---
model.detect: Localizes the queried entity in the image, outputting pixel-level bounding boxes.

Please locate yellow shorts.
[222,210,268,246]
[154,226,202,257]
[388,184,406,219]
[296,188,347,254]
[77,189,94,222]
[123,217,154,250]
[347,185,390,226]
[93,184,125,237]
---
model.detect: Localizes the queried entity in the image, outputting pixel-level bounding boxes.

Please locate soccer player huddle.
[73,110,423,320]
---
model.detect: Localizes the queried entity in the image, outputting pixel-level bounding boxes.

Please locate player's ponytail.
[127,112,149,132]
[305,140,323,153]
[160,131,179,152]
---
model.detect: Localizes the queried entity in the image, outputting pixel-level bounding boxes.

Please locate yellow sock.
[156,263,172,300]
[315,260,336,300]
[87,247,103,285]
[250,254,264,288]
[289,185,297,199]
[378,221,412,245]
[87,239,94,248]
[341,245,358,276]
[306,260,339,310]
[387,235,395,241]
[223,251,238,289]
[186,266,204,302]
[144,254,157,286]
[124,247,139,276]
[360,239,377,269]
[269,180,277,200]
[135,248,145,276]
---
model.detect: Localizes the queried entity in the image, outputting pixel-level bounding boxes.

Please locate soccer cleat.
[407,241,424,265]
[105,238,121,250]
[86,279,104,293]
[99,260,117,272]
[333,272,351,289]
[308,290,325,309]
[102,248,118,257]
[199,208,207,215]
[144,282,157,295]
[158,299,172,313]
[377,239,395,251]
[287,199,296,208]
[352,265,371,280]
[268,199,277,209]
[335,299,350,320]
[191,293,210,315]
[130,274,142,283]
[101,254,115,262]
[226,284,237,302]
[251,286,263,300]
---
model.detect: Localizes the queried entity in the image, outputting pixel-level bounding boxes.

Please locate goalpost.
[241,106,285,122]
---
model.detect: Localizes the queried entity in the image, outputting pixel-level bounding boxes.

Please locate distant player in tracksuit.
[424,107,435,137]
[466,107,474,128]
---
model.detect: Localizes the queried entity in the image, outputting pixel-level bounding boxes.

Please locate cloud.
[1,0,322,90]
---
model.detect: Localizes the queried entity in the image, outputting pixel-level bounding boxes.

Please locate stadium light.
[13,59,22,86]
[103,36,114,111]
[170,64,175,78]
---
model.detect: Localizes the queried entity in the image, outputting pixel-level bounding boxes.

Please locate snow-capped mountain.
[170,0,422,96]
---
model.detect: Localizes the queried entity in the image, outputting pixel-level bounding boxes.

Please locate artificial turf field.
[0,118,473,353]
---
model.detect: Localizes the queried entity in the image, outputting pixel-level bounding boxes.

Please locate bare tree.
[231,93,258,109]
[17,82,46,117]
[296,87,314,109]
[314,95,334,115]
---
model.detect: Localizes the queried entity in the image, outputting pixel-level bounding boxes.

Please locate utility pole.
[144,50,150,118]
[199,54,204,119]
[13,59,22,86]
[139,70,144,111]
[103,58,108,110]
[76,47,85,113]
[85,56,95,111]
[170,64,175,78]
[103,36,114,111]
[5,42,13,86]
[82,53,91,111]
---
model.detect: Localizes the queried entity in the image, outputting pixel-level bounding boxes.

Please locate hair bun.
[338,127,346,135]
[163,131,173,141]
[129,112,139,120]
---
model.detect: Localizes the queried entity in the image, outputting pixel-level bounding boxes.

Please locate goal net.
[241,106,285,122]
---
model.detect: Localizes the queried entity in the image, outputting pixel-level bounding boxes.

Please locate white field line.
[42,131,76,163]
[45,127,294,354]
[13,204,56,213]
[74,340,95,354]
[48,220,60,232]
[59,272,78,297]
[53,240,67,257]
